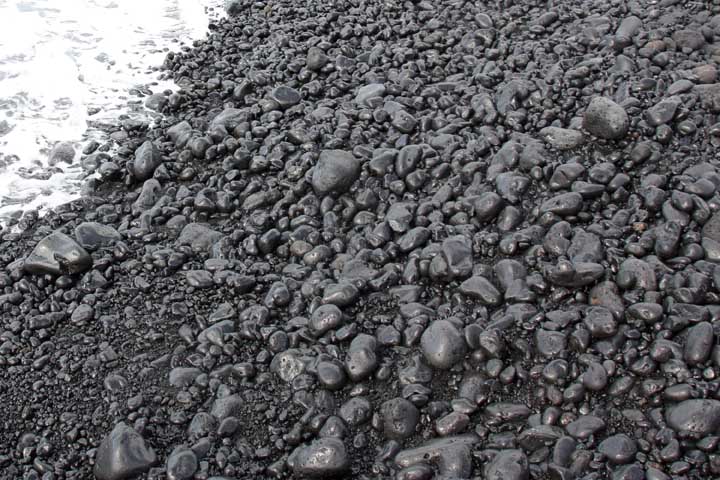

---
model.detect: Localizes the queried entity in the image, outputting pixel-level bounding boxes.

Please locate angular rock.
[484,450,529,480]
[311,150,361,196]
[74,222,121,251]
[94,422,157,480]
[24,231,93,275]
[176,223,223,253]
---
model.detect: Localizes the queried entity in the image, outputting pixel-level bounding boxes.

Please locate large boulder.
[583,97,629,140]
[311,150,361,196]
[666,400,720,437]
[24,232,92,275]
[94,422,157,480]
[132,140,162,181]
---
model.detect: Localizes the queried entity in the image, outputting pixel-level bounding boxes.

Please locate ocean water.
[0,0,221,221]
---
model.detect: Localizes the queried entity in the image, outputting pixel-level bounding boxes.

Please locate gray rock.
[74,222,121,251]
[703,211,720,242]
[695,84,720,113]
[94,422,157,480]
[584,306,617,339]
[210,394,243,420]
[306,47,329,71]
[169,367,202,388]
[566,415,605,439]
[540,192,583,216]
[288,438,349,477]
[598,434,637,465]
[583,97,629,140]
[441,235,473,280]
[131,179,162,216]
[397,227,431,253]
[535,329,567,358]
[539,127,585,150]
[166,447,198,480]
[645,97,681,126]
[186,270,214,288]
[355,84,386,106]
[271,85,301,108]
[458,276,502,305]
[310,304,344,336]
[666,399,720,436]
[395,434,480,478]
[24,231,92,275]
[392,110,417,133]
[339,396,372,426]
[311,150,361,196]
[176,223,223,253]
[168,121,193,147]
[132,140,162,181]
[381,398,420,440]
[271,349,309,383]
[345,334,378,381]
[484,450,529,480]
[210,108,245,131]
[48,141,75,165]
[421,320,467,369]
[684,321,714,366]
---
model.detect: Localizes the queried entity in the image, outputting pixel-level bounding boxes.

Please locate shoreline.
[0,0,224,224]
[2,1,720,479]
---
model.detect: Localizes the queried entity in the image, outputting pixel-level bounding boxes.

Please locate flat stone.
[74,222,121,251]
[176,223,223,253]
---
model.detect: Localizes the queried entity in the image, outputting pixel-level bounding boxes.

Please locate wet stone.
[566,415,606,439]
[458,276,502,305]
[288,438,349,478]
[484,449,529,480]
[74,222,121,251]
[584,307,617,339]
[421,320,467,369]
[132,140,162,181]
[684,321,714,366]
[395,434,479,478]
[339,396,372,426]
[166,447,198,480]
[24,231,93,276]
[535,329,567,358]
[666,399,720,437]
[598,434,637,465]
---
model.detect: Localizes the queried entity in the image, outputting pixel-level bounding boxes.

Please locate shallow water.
[0,0,221,221]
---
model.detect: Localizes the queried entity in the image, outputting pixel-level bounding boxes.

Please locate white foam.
[0,0,222,221]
